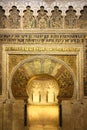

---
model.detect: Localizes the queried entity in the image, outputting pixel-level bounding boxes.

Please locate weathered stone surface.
[62,100,74,130]
[0,103,3,130]
[12,100,24,130]
[3,100,13,130]
[0,1,87,130]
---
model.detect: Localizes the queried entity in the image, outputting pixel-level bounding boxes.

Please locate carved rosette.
[36,6,49,28]
[78,6,87,29]
[23,6,35,28]
[65,6,77,28]
[0,6,7,28]
[8,6,21,28]
[50,6,63,28]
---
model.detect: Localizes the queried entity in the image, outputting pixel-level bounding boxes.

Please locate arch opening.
[26,74,59,104]
[26,74,60,130]
[9,56,76,100]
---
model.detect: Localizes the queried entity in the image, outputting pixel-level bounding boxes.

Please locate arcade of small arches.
[0,5,87,29]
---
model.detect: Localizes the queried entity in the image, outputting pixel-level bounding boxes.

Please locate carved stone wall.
[65,6,77,28]
[10,56,75,99]
[0,31,85,98]
[23,6,35,28]
[8,6,20,28]
[0,1,87,130]
[0,5,87,29]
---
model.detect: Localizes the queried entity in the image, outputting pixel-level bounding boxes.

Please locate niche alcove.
[26,74,60,130]
[8,56,75,130]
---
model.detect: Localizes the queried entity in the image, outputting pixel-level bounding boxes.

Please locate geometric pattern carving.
[50,6,63,28]
[78,6,87,28]
[8,6,20,28]
[36,6,49,28]
[65,6,77,28]
[23,6,35,28]
[11,67,29,99]
[0,6,7,28]
[58,70,74,98]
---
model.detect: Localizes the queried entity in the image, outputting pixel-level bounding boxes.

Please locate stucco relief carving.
[36,6,49,28]
[0,5,87,28]
[65,6,77,28]
[27,75,59,104]
[8,6,20,28]
[50,6,63,28]
[58,70,74,98]
[0,6,7,28]
[23,6,35,28]
[11,67,29,98]
[78,6,87,29]
[10,56,75,99]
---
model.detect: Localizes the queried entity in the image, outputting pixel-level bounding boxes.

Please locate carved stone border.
[1,43,84,101]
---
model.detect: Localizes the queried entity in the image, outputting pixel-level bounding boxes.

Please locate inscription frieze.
[0,33,86,44]
[4,46,80,52]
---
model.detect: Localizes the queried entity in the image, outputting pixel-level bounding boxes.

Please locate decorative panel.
[9,55,77,76]
[78,6,87,29]
[0,6,7,28]
[65,6,77,28]
[36,6,49,28]
[8,6,20,28]
[0,5,87,29]
[50,6,63,28]
[23,6,35,28]
[11,67,29,99]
